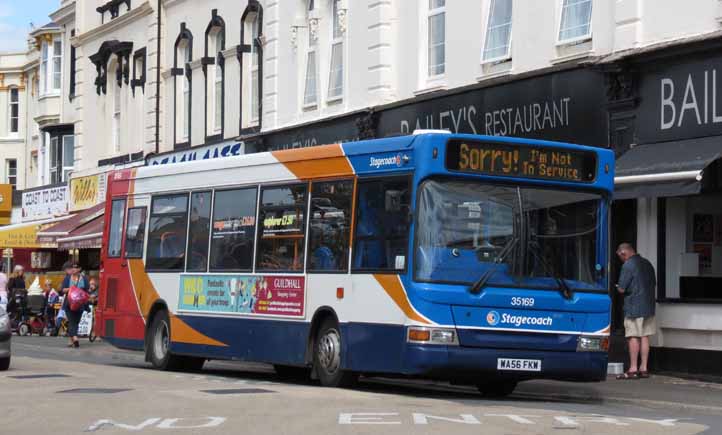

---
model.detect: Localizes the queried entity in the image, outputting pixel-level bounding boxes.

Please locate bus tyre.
[313,319,357,388]
[0,357,9,371]
[476,380,517,398]
[148,310,182,371]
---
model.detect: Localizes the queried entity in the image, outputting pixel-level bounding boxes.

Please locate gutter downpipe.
[155,0,162,155]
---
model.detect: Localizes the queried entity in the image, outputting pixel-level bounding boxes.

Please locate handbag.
[68,286,90,312]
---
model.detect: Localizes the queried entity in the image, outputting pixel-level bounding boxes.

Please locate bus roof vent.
[412,129,451,135]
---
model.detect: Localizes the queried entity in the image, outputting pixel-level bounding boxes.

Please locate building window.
[62,135,75,181]
[49,136,59,184]
[240,2,262,130]
[250,15,260,123]
[9,88,19,134]
[205,13,225,139]
[308,179,353,272]
[174,26,193,147]
[39,37,62,95]
[427,0,445,77]
[256,184,308,272]
[327,0,344,101]
[41,42,49,94]
[146,194,189,270]
[558,0,592,43]
[132,48,147,94]
[112,62,122,152]
[483,0,513,62]
[5,159,17,189]
[210,187,258,271]
[303,9,317,108]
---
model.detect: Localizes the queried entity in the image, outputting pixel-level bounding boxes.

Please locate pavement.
[1,336,721,434]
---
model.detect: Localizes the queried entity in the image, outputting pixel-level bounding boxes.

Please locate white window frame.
[481,0,513,64]
[176,40,191,143]
[207,29,223,136]
[40,42,49,94]
[302,28,318,109]
[61,135,74,182]
[425,0,446,80]
[556,0,593,46]
[327,0,344,103]
[249,15,260,124]
[8,87,19,135]
[5,159,17,188]
[52,39,62,91]
[49,136,59,184]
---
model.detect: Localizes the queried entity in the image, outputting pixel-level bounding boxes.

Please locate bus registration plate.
[497,358,542,372]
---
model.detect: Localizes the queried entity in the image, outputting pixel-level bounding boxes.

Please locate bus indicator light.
[336,287,344,299]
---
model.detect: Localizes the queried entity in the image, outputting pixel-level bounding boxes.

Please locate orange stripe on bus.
[128,259,227,347]
[272,144,354,179]
[373,274,431,324]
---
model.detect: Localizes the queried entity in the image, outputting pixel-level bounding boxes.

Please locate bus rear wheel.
[476,380,517,398]
[148,310,184,371]
[313,318,357,388]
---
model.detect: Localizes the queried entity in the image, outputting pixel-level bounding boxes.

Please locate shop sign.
[638,54,722,144]
[22,185,69,222]
[147,141,244,166]
[0,223,42,248]
[70,174,106,212]
[260,115,364,152]
[376,69,608,147]
[0,184,11,225]
[179,275,305,318]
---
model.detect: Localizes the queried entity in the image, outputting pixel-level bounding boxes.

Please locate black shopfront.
[607,38,722,375]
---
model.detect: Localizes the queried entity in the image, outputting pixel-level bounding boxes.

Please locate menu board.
[446,139,597,183]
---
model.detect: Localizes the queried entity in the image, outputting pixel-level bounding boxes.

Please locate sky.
[0,0,59,53]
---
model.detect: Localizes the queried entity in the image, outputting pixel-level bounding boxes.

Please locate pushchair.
[15,294,49,336]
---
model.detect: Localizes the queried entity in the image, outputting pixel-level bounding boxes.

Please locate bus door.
[99,197,128,337]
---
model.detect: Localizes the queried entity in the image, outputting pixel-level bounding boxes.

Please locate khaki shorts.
[624,316,657,338]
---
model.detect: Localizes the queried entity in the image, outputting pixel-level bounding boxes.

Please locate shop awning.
[36,202,105,247]
[615,136,722,199]
[0,216,73,249]
[57,213,104,250]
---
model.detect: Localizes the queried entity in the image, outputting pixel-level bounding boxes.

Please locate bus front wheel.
[148,310,183,371]
[313,318,357,388]
[476,380,517,398]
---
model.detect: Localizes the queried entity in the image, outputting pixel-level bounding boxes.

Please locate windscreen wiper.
[528,241,573,300]
[469,236,519,295]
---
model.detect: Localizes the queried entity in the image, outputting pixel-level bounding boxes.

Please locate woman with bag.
[61,261,88,348]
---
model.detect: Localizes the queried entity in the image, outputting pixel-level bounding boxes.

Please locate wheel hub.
[154,321,169,359]
[318,329,341,374]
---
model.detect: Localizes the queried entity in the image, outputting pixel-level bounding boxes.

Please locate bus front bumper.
[402,344,608,382]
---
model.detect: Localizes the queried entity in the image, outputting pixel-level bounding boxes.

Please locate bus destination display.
[445,139,597,182]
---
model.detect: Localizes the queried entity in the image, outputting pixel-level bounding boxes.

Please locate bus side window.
[352,177,411,272]
[108,199,126,258]
[210,187,258,271]
[124,207,147,259]
[256,184,308,272]
[146,193,189,271]
[186,191,212,272]
[308,179,354,272]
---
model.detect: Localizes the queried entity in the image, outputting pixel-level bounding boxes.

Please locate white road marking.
[338,413,402,425]
[86,417,226,432]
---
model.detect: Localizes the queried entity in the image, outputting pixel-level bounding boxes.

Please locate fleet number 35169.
[510,297,535,307]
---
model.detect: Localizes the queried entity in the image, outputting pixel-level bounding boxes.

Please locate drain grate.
[9,374,71,379]
[201,388,275,395]
[57,388,132,394]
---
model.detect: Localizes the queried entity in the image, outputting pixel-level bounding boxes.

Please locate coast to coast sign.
[179,274,305,318]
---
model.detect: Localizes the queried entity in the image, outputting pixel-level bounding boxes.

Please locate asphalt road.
[2,336,722,434]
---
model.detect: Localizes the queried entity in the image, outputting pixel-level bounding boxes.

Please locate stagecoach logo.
[369,154,402,169]
[486,311,500,326]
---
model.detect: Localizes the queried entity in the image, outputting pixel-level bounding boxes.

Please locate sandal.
[638,371,650,379]
[616,371,639,380]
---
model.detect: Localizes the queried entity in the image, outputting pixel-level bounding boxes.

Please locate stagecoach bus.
[97,132,614,396]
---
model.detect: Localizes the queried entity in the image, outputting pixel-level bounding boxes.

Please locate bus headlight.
[577,336,609,352]
[407,327,459,345]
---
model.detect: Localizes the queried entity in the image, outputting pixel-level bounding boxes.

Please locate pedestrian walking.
[61,261,88,348]
[0,264,7,311]
[615,243,657,380]
[6,265,27,315]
